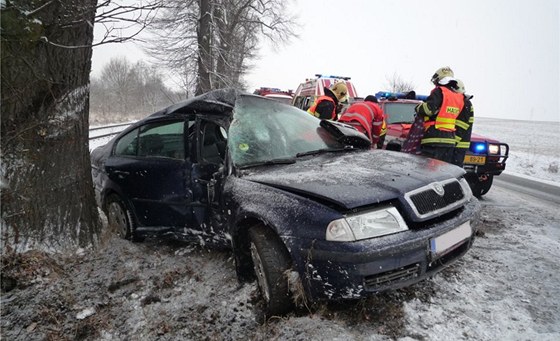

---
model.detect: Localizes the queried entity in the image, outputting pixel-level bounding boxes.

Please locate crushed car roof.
[150,88,248,118]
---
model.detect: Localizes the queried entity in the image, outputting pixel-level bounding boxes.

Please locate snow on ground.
[1,117,558,340]
[473,117,560,183]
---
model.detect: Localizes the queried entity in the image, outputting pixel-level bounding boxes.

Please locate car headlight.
[488,144,500,155]
[326,206,408,242]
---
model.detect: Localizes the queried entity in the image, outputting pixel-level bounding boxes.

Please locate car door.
[104,118,194,230]
[188,117,230,247]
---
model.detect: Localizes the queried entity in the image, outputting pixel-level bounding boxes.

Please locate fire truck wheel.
[466,173,493,198]
[479,174,494,196]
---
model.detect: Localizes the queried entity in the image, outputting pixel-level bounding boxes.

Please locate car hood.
[240,149,465,210]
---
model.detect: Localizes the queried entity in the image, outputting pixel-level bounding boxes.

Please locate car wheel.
[249,225,293,316]
[479,174,494,196]
[106,194,140,241]
[465,173,493,198]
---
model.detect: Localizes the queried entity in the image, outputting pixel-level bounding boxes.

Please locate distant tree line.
[89,57,185,125]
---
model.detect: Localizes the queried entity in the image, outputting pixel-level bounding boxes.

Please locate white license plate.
[430,221,472,257]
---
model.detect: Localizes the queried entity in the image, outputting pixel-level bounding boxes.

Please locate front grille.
[410,181,464,215]
[364,263,420,290]
[404,179,468,220]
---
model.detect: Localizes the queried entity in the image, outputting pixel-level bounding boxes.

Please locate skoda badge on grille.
[433,183,445,196]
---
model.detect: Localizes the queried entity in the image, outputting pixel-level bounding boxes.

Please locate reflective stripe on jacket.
[380,119,387,137]
[307,96,336,120]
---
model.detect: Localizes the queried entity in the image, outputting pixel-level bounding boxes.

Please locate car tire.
[466,173,493,198]
[479,174,494,196]
[106,194,143,242]
[249,225,293,316]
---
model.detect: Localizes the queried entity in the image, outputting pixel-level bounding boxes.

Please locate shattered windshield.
[229,96,345,167]
[383,102,417,124]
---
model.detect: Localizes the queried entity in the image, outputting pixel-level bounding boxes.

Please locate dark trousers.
[452,148,467,167]
[420,145,455,164]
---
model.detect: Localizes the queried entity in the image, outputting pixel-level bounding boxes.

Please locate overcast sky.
[91,0,559,122]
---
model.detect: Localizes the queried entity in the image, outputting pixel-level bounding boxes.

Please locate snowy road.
[395,182,560,340]
[494,173,560,204]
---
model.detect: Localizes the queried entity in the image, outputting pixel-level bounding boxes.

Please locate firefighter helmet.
[330,82,349,102]
[431,66,454,85]
[453,79,466,94]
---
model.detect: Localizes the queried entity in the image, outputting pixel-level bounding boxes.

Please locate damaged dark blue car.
[91,89,479,316]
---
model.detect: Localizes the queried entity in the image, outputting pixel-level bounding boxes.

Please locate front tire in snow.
[249,225,293,316]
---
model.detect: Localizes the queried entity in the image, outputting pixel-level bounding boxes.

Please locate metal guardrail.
[89,122,134,132]
[89,122,133,140]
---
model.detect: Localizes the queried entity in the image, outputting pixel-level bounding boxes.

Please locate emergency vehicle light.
[473,142,487,153]
[315,74,351,80]
[375,91,428,101]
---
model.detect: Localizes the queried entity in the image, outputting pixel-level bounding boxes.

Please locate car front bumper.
[285,199,480,301]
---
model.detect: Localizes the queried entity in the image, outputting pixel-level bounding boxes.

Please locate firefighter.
[415,66,464,163]
[338,95,385,147]
[451,79,474,167]
[307,82,348,120]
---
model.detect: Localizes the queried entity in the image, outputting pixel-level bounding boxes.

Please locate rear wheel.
[106,194,141,241]
[249,225,293,316]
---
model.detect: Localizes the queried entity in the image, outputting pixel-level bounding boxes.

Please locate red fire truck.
[253,87,294,105]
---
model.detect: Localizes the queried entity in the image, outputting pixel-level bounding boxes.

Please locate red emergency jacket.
[338,101,384,146]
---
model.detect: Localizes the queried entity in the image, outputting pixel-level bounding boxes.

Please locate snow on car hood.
[241,150,465,209]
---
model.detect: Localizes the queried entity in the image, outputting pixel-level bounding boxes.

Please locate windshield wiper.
[238,157,296,169]
[296,146,354,158]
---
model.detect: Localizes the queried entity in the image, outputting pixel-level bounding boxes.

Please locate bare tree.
[385,72,416,93]
[1,0,101,251]
[94,0,162,46]
[146,0,298,95]
[90,57,183,124]
[100,56,136,114]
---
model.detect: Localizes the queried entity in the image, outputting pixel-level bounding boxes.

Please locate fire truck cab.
[376,91,509,197]
[292,74,360,111]
[253,87,294,105]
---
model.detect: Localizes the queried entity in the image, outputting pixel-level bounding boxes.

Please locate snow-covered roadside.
[473,117,560,183]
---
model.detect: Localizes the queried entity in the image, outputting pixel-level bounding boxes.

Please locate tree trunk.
[1,0,101,252]
[196,0,212,95]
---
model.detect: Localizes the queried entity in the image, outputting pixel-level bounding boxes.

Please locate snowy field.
[473,117,560,184]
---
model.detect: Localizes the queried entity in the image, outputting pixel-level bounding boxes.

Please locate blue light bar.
[473,142,487,153]
[375,91,427,101]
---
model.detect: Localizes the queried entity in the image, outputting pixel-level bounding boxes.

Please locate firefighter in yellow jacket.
[415,66,464,163]
[307,82,349,120]
[451,79,474,167]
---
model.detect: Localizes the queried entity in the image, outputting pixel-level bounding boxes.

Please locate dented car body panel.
[91,89,479,305]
